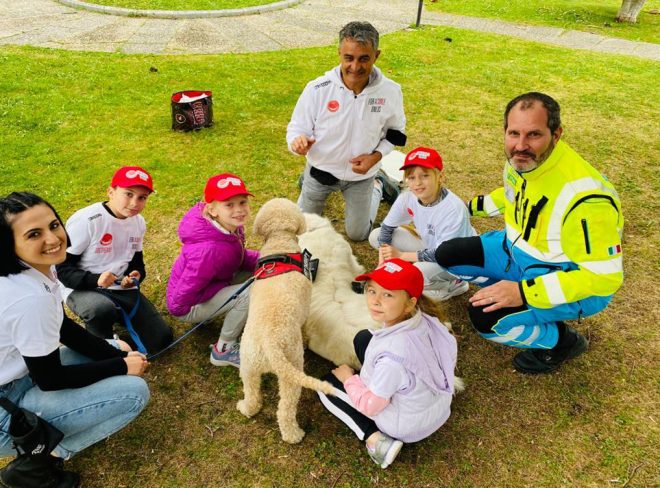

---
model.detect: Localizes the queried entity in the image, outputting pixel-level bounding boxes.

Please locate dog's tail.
[265,345,335,395]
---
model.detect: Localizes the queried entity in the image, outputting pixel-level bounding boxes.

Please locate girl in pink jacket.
[166,174,259,368]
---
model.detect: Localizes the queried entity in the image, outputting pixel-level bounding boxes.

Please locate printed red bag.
[171,90,213,131]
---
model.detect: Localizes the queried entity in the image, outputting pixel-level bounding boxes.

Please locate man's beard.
[508,140,555,173]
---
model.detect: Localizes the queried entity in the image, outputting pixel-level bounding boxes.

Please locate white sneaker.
[424,280,469,301]
[366,433,403,469]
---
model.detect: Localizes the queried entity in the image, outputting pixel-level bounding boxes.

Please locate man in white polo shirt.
[286,21,406,241]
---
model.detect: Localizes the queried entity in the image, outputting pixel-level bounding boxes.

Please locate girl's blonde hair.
[396,292,447,324]
[416,295,448,322]
[403,166,444,200]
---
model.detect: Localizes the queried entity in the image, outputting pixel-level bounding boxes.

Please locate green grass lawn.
[426,0,660,43]
[88,0,283,10]
[1,26,659,487]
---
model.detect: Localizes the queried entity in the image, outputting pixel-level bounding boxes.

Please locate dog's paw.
[281,426,305,444]
[237,399,261,418]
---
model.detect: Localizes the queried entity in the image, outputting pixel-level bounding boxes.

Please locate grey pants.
[176,270,252,342]
[297,164,382,241]
[368,227,457,290]
[67,289,173,355]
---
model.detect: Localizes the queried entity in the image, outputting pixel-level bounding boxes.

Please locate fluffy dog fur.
[237,199,334,444]
[299,213,380,369]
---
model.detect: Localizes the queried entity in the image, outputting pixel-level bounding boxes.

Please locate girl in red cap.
[166,173,259,368]
[317,258,458,469]
[369,147,476,301]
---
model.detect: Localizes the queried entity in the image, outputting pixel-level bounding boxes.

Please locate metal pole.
[416,0,423,27]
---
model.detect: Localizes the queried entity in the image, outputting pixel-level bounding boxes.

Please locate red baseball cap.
[355,258,424,299]
[204,173,253,203]
[111,166,154,192]
[399,147,443,172]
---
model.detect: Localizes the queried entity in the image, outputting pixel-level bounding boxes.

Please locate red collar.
[254,253,304,280]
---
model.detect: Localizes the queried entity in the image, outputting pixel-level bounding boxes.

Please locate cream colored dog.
[237,198,334,444]
[299,212,380,370]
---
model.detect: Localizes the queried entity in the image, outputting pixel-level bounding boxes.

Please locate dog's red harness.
[254,253,305,280]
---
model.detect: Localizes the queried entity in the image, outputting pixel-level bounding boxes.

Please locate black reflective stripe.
[385,129,407,146]
[477,195,485,212]
[522,196,549,241]
[581,219,591,254]
[562,194,618,224]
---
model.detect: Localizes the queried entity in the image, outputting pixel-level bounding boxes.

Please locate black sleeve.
[23,349,128,392]
[126,251,146,282]
[56,252,100,290]
[59,313,128,361]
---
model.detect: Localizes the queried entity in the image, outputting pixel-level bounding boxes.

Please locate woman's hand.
[124,355,148,376]
[332,364,355,383]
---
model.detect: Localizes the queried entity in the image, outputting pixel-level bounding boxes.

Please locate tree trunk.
[615,0,646,23]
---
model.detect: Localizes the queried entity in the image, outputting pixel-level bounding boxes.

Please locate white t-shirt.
[63,202,145,299]
[0,267,63,385]
[383,189,476,251]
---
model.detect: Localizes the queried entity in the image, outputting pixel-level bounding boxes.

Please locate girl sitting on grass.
[369,146,476,301]
[317,258,457,469]
[166,173,259,368]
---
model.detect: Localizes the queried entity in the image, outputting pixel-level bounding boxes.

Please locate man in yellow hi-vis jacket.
[434,92,624,374]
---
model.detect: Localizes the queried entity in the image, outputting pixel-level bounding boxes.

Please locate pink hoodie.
[166,203,259,316]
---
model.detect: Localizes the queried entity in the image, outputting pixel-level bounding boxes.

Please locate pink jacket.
[166,203,259,316]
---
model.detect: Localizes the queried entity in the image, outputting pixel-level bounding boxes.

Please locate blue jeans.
[0,344,149,460]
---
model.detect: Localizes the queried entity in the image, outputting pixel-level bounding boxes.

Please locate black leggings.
[317,329,379,441]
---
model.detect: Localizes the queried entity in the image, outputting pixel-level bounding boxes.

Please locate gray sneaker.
[375,169,400,205]
[210,342,240,368]
[366,433,403,469]
[424,279,469,301]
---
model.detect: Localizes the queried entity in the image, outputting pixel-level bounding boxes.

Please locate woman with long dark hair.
[0,192,150,488]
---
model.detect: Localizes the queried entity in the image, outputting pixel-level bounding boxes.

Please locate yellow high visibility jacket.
[468,140,624,309]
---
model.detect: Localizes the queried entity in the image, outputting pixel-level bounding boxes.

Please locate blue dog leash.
[96,277,148,355]
[146,274,258,361]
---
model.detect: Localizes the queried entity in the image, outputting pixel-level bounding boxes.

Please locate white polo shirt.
[0,266,63,385]
[63,202,145,299]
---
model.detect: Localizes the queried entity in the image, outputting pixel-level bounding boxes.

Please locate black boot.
[0,454,80,488]
[513,323,588,374]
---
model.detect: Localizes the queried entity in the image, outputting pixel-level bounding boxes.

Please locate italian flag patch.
[608,244,622,255]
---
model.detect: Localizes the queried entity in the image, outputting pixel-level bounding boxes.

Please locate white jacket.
[286,66,406,182]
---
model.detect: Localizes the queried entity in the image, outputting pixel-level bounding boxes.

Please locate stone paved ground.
[1,0,658,59]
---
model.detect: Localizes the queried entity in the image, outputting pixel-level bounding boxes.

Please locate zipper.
[562,194,618,224]
[520,199,529,234]
[514,192,520,224]
[581,219,591,254]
